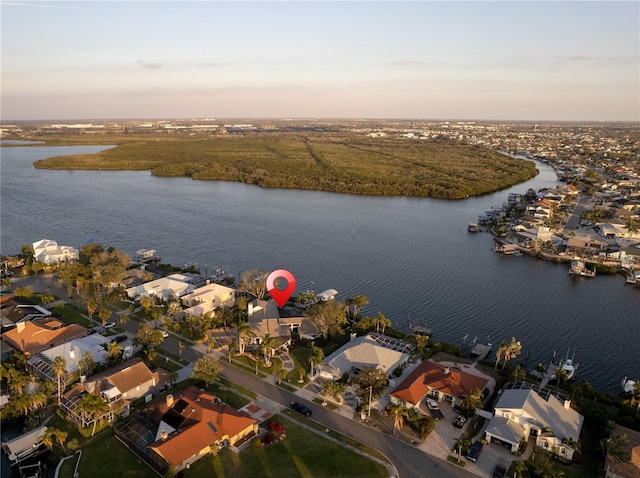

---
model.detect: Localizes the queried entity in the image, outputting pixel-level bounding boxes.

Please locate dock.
[469,343,493,360]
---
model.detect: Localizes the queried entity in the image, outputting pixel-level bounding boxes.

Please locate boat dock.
[469,343,493,360]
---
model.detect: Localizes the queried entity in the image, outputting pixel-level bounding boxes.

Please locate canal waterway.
[1,143,638,393]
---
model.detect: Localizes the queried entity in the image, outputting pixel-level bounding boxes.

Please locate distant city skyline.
[1,1,638,122]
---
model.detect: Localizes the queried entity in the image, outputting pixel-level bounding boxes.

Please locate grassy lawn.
[72,430,156,478]
[59,304,93,327]
[185,414,388,478]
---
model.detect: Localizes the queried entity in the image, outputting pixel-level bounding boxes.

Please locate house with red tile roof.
[1,318,87,356]
[144,386,258,473]
[390,360,489,409]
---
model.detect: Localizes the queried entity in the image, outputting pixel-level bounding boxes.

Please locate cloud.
[138,60,162,70]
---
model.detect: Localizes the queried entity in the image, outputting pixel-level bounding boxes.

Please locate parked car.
[158,329,169,338]
[466,440,483,462]
[426,399,440,411]
[453,414,466,428]
[492,464,507,478]
[104,321,116,329]
[290,401,312,417]
[86,328,98,336]
[113,335,127,343]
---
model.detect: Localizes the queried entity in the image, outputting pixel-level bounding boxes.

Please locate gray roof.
[495,389,583,441]
[485,416,524,446]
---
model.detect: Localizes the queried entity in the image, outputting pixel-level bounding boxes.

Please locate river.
[1,143,638,393]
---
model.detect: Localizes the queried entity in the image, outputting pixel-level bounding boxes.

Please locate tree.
[277,368,289,385]
[322,380,346,403]
[512,459,527,478]
[458,388,483,415]
[495,340,508,370]
[376,312,391,334]
[235,321,255,355]
[555,366,569,393]
[227,339,238,363]
[388,402,408,433]
[350,366,388,401]
[98,307,112,327]
[500,337,522,370]
[52,356,67,405]
[14,286,34,300]
[77,393,110,436]
[135,323,164,360]
[238,269,270,300]
[212,305,232,330]
[106,341,123,366]
[453,437,470,462]
[44,427,68,453]
[89,249,131,293]
[600,432,630,473]
[191,356,221,388]
[305,300,347,338]
[261,333,279,367]
[352,294,369,316]
[309,342,325,378]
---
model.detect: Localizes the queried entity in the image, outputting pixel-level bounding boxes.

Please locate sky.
[1,1,638,122]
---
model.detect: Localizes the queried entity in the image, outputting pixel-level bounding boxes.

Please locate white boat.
[551,349,578,381]
[468,223,480,232]
[622,376,637,394]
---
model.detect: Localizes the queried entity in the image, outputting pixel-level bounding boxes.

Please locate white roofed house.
[32,239,79,265]
[484,389,584,462]
[125,273,203,302]
[316,333,412,380]
[180,283,236,319]
[27,334,110,391]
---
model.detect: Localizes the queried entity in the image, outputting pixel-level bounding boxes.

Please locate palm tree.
[52,356,67,405]
[309,342,325,378]
[352,294,369,316]
[77,393,110,436]
[555,366,569,393]
[388,402,408,433]
[227,339,238,363]
[512,460,527,478]
[261,333,279,367]
[277,368,288,385]
[98,307,112,327]
[235,321,255,355]
[494,340,508,370]
[600,432,630,473]
[44,427,68,453]
[453,437,471,462]
[215,305,235,329]
[502,337,522,371]
[459,388,483,414]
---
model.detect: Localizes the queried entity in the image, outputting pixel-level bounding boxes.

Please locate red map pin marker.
[266,269,296,308]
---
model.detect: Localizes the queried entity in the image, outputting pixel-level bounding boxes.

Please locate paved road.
[11,274,478,477]
[216,360,478,478]
[563,196,589,231]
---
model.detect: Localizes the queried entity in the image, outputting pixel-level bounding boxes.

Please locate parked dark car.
[466,440,483,462]
[492,464,507,478]
[86,328,98,336]
[290,401,312,417]
[453,414,466,428]
[113,335,127,343]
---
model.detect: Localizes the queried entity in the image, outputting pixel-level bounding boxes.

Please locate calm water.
[1,143,638,393]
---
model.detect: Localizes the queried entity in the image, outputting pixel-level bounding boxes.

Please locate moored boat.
[622,376,637,394]
[468,223,480,232]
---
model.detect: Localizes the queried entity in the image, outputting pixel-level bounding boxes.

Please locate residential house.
[62,358,160,427]
[246,299,320,352]
[317,333,412,380]
[389,360,489,409]
[604,424,640,478]
[0,297,52,330]
[484,389,584,461]
[565,234,607,257]
[125,273,205,302]
[180,283,236,318]
[32,239,79,265]
[1,318,87,356]
[27,334,110,389]
[139,386,258,473]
